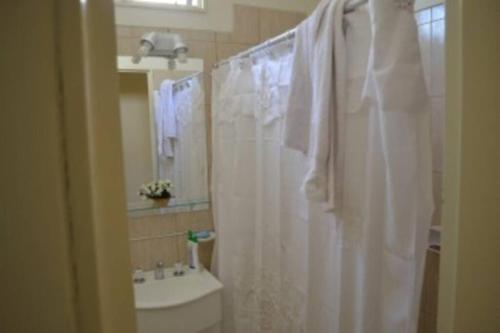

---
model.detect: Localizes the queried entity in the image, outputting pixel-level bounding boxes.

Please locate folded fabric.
[283,0,348,211]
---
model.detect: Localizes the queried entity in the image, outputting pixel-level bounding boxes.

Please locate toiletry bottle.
[187,230,200,272]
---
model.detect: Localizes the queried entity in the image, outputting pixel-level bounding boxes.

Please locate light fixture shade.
[132,32,189,66]
[140,32,157,49]
[173,34,188,55]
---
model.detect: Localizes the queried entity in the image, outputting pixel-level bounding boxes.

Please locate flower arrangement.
[139,180,173,201]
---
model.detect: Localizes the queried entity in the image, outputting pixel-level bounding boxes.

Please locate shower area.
[209,1,445,333]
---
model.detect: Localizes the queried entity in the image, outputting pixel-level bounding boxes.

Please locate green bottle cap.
[187,230,198,243]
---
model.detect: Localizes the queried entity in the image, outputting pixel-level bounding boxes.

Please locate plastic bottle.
[187,230,200,272]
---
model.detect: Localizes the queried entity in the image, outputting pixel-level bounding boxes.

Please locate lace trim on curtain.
[215,46,294,126]
[232,269,307,333]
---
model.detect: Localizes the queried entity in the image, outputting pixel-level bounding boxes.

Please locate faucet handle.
[154,261,165,280]
[133,268,145,284]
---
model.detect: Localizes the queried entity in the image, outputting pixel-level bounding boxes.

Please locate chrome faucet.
[133,268,146,284]
[154,261,165,280]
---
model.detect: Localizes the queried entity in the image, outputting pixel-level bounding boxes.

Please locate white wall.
[115,0,319,31]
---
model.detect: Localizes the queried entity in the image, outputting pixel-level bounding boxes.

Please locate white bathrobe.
[154,90,164,158]
[283,0,348,211]
[285,2,433,332]
[363,0,434,330]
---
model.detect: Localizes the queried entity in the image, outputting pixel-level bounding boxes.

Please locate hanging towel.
[283,0,348,211]
[363,0,434,329]
[160,80,177,158]
[363,0,429,114]
[154,90,164,158]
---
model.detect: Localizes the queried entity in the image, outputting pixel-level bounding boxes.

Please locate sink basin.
[134,267,223,333]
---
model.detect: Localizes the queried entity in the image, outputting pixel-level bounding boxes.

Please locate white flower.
[138,179,173,199]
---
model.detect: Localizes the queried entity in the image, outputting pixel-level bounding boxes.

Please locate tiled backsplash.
[128,210,214,271]
[416,3,446,227]
[118,4,305,273]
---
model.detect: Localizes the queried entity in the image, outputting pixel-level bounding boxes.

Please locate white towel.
[363,0,429,114]
[283,0,348,211]
[362,0,434,326]
[160,80,177,158]
[154,90,164,157]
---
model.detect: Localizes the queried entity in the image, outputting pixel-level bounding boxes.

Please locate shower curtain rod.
[174,71,203,87]
[213,0,368,69]
[213,29,296,68]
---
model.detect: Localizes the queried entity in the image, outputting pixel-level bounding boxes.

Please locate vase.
[151,198,170,208]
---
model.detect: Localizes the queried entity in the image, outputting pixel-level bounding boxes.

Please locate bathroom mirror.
[117,56,209,214]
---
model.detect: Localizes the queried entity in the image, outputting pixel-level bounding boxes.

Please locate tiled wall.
[415,3,445,333]
[118,5,305,272]
[416,3,446,226]
[128,210,214,270]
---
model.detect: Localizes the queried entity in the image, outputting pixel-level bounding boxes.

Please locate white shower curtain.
[212,43,310,333]
[212,5,433,333]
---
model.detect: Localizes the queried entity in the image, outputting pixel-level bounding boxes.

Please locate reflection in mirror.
[117,56,208,213]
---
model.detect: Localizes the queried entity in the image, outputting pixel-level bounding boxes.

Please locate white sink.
[134,267,223,333]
